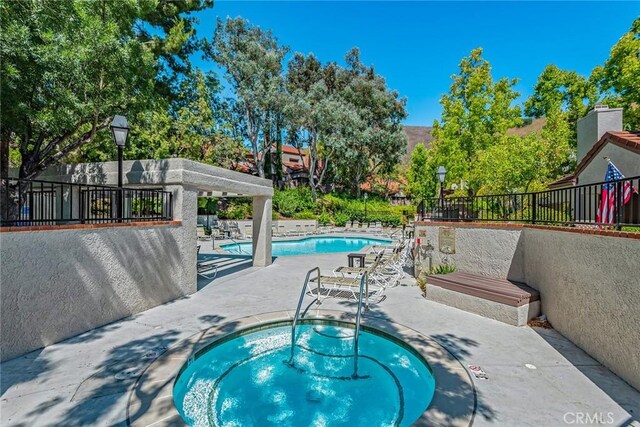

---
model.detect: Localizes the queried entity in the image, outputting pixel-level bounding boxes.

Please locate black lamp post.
[437,166,446,218]
[364,192,368,221]
[110,115,129,220]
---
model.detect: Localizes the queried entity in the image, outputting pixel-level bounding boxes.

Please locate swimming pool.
[221,236,392,256]
[173,321,436,426]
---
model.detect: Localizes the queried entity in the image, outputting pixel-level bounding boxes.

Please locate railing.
[289,267,321,364]
[352,272,367,378]
[1,176,173,227]
[417,176,640,228]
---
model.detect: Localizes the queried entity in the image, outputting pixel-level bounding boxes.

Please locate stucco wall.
[578,143,640,185]
[522,228,640,391]
[413,224,525,281]
[0,222,195,361]
[413,222,640,391]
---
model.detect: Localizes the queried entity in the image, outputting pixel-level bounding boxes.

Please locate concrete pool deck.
[1,242,639,426]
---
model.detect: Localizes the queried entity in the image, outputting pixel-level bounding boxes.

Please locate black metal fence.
[1,177,173,227]
[418,175,640,228]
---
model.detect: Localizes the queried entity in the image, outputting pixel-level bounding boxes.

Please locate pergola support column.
[252,196,272,266]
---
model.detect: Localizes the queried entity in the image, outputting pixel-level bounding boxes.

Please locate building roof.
[547,174,577,189]
[360,178,405,195]
[547,131,640,188]
[282,161,305,171]
[574,131,640,177]
[281,145,305,156]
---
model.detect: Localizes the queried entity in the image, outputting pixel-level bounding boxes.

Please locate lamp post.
[437,166,446,219]
[110,115,129,220]
[364,192,368,221]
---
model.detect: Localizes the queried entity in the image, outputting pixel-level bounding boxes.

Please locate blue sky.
[191,1,639,126]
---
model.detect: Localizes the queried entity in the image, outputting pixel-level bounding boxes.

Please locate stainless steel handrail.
[228,238,251,256]
[289,266,321,364]
[352,272,367,377]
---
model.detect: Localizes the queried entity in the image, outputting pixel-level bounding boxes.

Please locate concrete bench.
[425,272,540,326]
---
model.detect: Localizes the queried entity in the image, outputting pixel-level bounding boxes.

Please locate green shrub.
[317,212,331,225]
[273,187,315,217]
[430,263,456,275]
[293,210,317,220]
[272,211,280,220]
[333,212,349,227]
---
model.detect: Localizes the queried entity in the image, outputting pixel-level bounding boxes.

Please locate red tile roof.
[360,179,405,195]
[281,145,306,155]
[282,161,305,171]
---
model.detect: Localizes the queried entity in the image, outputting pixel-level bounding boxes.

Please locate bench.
[425,272,540,326]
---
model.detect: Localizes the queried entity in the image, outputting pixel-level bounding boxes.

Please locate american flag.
[596,161,633,225]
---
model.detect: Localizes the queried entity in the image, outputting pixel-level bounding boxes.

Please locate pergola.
[42,158,274,267]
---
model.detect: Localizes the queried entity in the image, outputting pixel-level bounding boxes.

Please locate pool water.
[173,324,436,426]
[221,236,392,256]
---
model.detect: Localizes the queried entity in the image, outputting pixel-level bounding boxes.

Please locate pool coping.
[126,310,476,427]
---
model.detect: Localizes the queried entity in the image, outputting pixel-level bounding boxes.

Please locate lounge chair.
[196,225,211,241]
[242,223,252,239]
[308,272,384,305]
[337,251,404,288]
[372,221,383,234]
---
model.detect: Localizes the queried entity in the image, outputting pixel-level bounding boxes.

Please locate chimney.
[576,105,622,163]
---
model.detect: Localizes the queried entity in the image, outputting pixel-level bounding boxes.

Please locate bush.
[317,212,332,225]
[273,187,315,217]
[430,263,456,275]
[333,212,349,227]
[218,198,252,220]
[293,210,317,220]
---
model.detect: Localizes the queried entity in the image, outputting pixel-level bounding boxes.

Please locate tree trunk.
[275,115,283,184]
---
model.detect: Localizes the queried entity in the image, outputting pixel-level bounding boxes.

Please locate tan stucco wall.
[0,222,196,362]
[414,225,525,281]
[413,223,640,391]
[579,144,640,185]
[522,228,640,391]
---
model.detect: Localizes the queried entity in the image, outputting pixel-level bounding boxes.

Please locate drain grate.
[114,369,144,380]
[142,346,168,360]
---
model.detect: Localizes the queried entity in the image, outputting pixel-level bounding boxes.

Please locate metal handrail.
[352,272,367,378]
[228,238,251,256]
[289,266,321,364]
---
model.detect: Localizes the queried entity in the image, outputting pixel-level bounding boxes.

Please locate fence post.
[616,181,623,230]
[531,192,537,224]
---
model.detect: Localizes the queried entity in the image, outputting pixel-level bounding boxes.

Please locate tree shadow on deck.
[531,326,640,424]
[327,301,496,426]
[196,253,256,290]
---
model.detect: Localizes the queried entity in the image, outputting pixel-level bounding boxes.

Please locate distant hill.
[402,118,547,163]
[506,117,547,136]
[403,125,434,161]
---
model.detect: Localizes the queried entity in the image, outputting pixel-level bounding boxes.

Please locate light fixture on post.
[437,166,446,218]
[363,192,368,221]
[110,115,129,220]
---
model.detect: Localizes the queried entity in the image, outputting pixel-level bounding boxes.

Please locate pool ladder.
[289,267,367,378]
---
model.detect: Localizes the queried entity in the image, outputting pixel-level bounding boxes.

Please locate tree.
[284,53,344,198]
[524,64,598,147]
[406,144,434,203]
[206,17,288,178]
[429,48,522,194]
[330,48,408,194]
[0,0,212,179]
[592,17,640,130]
